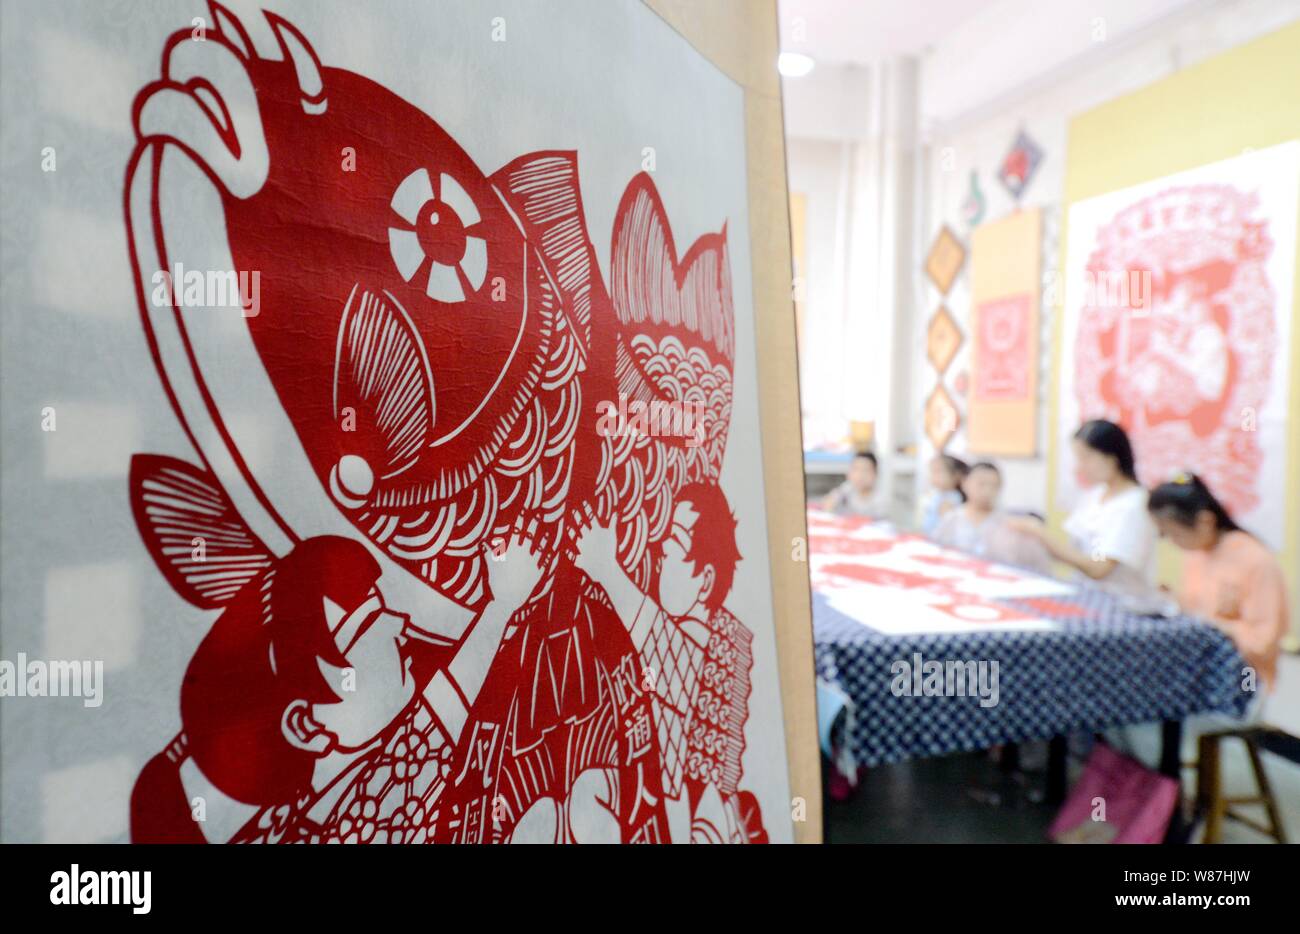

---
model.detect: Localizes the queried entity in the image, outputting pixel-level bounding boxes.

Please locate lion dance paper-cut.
[124,4,765,844]
[1073,183,1279,517]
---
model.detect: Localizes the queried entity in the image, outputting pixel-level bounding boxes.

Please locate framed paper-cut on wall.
[1057,143,1298,552]
[925,225,967,295]
[926,304,963,375]
[968,208,1041,456]
[925,384,961,452]
[0,0,815,843]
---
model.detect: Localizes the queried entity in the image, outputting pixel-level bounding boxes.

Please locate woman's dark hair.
[968,461,1000,477]
[938,454,970,479]
[854,450,878,470]
[1074,419,1138,482]
[1148,472,1241,534]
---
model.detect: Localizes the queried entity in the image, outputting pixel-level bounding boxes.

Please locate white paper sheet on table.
[808,510,1073,635]
[824,588,1062,635]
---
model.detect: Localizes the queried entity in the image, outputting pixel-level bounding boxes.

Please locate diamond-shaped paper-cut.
[925,384,960,452]
[925,225,966,295]
[926,305,963,374]
[998,129,1044,202]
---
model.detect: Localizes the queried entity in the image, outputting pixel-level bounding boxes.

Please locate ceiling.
[778,0,999,63]
[778,0,1212,132]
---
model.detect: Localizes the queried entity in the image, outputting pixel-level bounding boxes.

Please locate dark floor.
[826,740,1300,843]
[825,750,1064,844]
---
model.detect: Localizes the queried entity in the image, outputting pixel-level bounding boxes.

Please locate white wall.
[783,65,873,141]
[785,61,923,522]
[786,136,849,425]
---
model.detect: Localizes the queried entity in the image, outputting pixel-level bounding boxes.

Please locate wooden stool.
[1194,727,1292,844]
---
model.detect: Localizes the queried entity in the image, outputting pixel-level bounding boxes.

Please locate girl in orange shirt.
[1148,473,1289,693]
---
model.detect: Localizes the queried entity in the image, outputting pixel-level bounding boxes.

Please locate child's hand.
[1005,516,1045,539]
[485,519,546,607]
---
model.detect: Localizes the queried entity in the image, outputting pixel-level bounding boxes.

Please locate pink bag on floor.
[1049,743,1179,844]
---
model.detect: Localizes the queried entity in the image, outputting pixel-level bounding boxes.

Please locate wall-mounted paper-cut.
[925,226,966,295]
[926,304,963,375]
[1058,143,1298,551]
[0,0,803,845]
[118,3,784,846]
[998,130,1044,202]
[962,170,986,228]
[925,384,961,452]
[975,295,1032,400]
[969,208,1041,456]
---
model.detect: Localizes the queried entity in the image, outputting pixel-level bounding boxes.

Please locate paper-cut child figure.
[130,500,545,843]
[574,481,766,843]
[429,561,671,844]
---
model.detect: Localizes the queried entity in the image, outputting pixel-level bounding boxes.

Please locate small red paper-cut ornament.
[998,130,1044,201]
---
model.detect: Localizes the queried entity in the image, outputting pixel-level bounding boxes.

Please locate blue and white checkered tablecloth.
[813,584,1253,768]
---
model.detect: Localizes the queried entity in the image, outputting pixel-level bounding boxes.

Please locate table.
[809,512,1252,802]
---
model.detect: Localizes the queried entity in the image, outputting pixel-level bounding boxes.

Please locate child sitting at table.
[932,462,1052,573]
[1109,471,1287,773]
[821,450,886,519]
[920,454,968,535]
[1147,472,1289,694]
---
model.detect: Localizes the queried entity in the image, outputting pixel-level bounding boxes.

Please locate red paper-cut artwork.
[974,294,1031,401]
[1059,143,1298,550]
[805,512,1064,631]
[124,3,766,844]
[1074,189,1276,517]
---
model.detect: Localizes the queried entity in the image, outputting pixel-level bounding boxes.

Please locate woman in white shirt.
[1008,420,1157,600]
